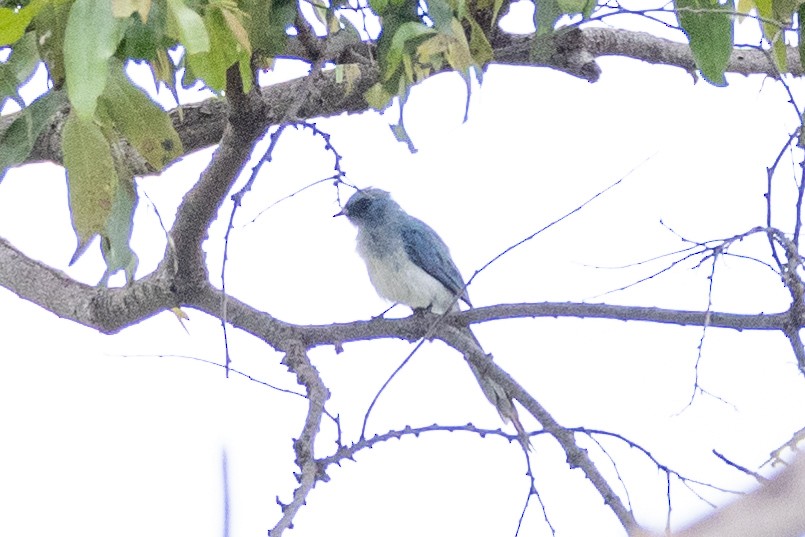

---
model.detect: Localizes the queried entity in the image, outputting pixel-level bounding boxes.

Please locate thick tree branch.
[168,69,276,295]
[493,27,792,78]
[0,246,792,336]
[0,238,175,332]
[168,124,256,287]
[460,303,785,331]
[1,27,795,173]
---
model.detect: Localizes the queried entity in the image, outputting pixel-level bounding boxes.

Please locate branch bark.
[1,26,792,173]
[0,241,791,335]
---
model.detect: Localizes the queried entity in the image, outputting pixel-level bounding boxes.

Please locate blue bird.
[336,188,530,450]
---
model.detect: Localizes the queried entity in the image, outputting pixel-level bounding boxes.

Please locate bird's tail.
[461,327,533,451]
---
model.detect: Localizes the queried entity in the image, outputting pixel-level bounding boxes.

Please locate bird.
[335,187,531,450]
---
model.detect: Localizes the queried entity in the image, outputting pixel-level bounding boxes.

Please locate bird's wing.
[400,219,472,307]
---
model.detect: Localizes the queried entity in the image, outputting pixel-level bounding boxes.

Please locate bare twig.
[713,450,769,484]
[270,341,330,536]
[437,323,637,530]
[468,153,657,289]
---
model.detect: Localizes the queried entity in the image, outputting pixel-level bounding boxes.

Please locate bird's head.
[334,188,399,224]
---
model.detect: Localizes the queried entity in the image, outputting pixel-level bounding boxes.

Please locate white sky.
[1,5,805,537]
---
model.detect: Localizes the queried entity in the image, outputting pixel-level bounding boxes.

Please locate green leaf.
[384,22,435,81]
[389,80,416,153]
[119,7,160,60]
[425,0,453,31]
[675,0,733,86]
[492,0,506,27]
[62,110,117,253]
[166,0,209,54]
[0,90,67,181]
[0,0,49,46]
[799,3,805,69]
[534,0,562,35]
[34,1,71,87]
[465,14,493,66]
[241,0,295,57]
[751,0,786,70]
[369,0,388,15]
[557,0,595,15]
[773,0,802,23]
[97,62,182,170]
[390,120,416,152]
[98,173,138,287]
[64,0,127,119]
[0,31,40,108]
[186,7,249,91]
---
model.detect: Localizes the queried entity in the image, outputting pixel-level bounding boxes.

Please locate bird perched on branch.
[335,187,531,450]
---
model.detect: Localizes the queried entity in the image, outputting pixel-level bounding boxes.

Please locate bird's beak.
[333,208,347,218]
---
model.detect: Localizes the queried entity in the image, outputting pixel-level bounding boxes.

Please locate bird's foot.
[371,304,398,320]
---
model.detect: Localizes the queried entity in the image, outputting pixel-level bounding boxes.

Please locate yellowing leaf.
[0,0,48,46]
[754,0,786,71]
[417,33,450,63]
[170,306,191,333]
[445,17,473,72]
[112,0,153,20]
[336,63,361,95]
[736,0,755,16]
[364,83,394,110]
[220,7,252,56]
[384,22,435,81]
[186,7,250,92]
[63,110,117,257]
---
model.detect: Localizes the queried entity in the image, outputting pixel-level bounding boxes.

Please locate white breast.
[356,230,456,314]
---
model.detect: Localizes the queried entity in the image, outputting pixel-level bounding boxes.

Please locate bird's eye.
[350,197,372,216]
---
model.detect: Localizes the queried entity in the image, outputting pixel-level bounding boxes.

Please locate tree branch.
[635,455,805,537]
[2,27,797,173]
[0,238,174,333]
[435,323,637,531]
[0,246,792,336]
[271,341,330,536]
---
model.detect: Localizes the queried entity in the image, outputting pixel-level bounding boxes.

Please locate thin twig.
[712,450,769,484]
[469,152,658,288]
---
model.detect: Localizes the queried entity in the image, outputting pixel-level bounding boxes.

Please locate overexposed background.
[1,5,804,536]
